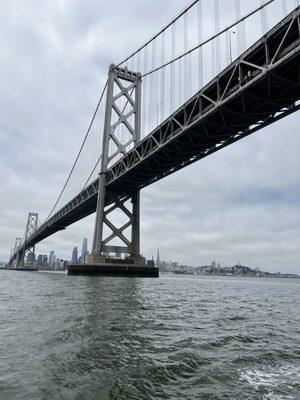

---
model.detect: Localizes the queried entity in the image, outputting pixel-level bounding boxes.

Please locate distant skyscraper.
[49,251,55,269]
[37,254,43,266]
[72,247,78,265]
[156,249,161,268]
[81,238,88,263]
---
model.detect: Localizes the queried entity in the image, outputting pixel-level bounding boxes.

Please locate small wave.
[209,334,257,348]
[239,364,300,399]
[228,315,247,321]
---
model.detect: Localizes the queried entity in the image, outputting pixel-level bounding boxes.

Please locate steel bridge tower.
[12,212,39,269]
[81,64,154,275]
[11,237,22,269]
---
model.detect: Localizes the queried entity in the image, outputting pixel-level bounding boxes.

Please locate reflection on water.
[0,271,299,399]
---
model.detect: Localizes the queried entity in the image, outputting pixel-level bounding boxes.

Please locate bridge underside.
[14,7,300,257]
[111,53,300,196]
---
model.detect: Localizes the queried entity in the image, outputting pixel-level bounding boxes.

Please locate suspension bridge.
[7,0,300,276]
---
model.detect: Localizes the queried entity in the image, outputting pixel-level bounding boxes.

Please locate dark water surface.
[0,271,299,400]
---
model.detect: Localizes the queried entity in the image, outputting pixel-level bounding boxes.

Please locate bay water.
[0,271,299,399]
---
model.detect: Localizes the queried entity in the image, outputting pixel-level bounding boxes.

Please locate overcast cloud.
[0,0,299,273]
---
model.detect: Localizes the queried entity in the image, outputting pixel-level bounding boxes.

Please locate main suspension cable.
[116,0,200,68]
[45,81,108,221]
[142,0,275,78]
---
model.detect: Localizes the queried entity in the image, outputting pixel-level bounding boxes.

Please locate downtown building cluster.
[36,238,89,271]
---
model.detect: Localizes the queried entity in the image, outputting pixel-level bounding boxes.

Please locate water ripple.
[0,272,299,399]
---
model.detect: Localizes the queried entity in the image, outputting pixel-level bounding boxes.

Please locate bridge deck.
[14,7,300,255]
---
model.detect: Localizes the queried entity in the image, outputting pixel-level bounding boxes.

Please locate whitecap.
[239,364,300,399]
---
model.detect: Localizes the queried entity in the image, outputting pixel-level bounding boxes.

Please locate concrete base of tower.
[84,255,147,266]
[14,268,38,271]
[68,259,159,277]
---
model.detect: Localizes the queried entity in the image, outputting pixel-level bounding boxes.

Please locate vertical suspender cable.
[235,0,240,54]
[184,11,188,99]
[187,12,192,97]
[143,47,148,135]
[137,51,141,74]
[235,0,246,54]
[211,2,216,77]
[198,0,203,89]
[151,40,156,131]
[160,31,165,122]
[45,79,108,221]
[171,23,175,113]
[215,0,220,73]
[142,1,276,79]
[178,54,182,108]
[282,0,287,14]
[226,30,230,64]
[260,0,269,34]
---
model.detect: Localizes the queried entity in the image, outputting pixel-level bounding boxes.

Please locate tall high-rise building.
[49,251,55,269]
[156,249,161,269]
[37,254,43,266]
[81,238,88,262]
[72,247,78,265]
[42,255,48,266]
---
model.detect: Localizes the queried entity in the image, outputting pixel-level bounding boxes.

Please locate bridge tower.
[11,237,22,269]
[81,64,155,275]
[8,248,14,269]
[16,212,38,269]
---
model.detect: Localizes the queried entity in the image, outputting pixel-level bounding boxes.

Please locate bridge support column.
[16,212,38,270]
[69,64,158,277]
[10,237,22,269]
[7,248,14,269]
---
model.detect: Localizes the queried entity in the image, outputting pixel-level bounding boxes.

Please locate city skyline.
[17,244,296,277]
[26,243,299,278]
[1,239,299,275]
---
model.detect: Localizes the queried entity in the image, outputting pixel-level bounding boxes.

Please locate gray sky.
[0,0,299,273]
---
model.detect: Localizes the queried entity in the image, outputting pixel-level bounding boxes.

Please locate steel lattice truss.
[102,196,137,254]
[8,213,38,269]
[108,71,140,165]
[8,7,300,263]
[22,212,38,267]
[11,237,22,268]
[92,66,141,257]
